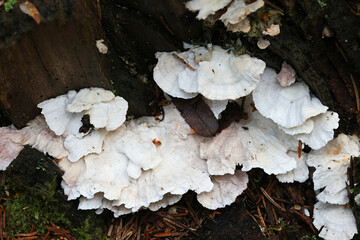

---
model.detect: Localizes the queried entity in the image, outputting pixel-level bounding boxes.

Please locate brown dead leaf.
[172,97,218,137]
[19,1,41,24]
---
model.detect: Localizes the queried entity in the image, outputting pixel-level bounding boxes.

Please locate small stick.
[289,209,316,233]
[350,74,360,112]
[263,0,284,12]
[172,54,196,71]
[256,205,267,230]
[160,16,175,36]
[153,232,185,237]
[298,140,302,158]
[260,187,286,212]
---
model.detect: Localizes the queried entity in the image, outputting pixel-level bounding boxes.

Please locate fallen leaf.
[19,1,41,24]
[172,97,218,137]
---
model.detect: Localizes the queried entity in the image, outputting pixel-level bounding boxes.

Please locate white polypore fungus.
[0,126,24,170]
[38,88,128,162]
[154,46,265,101]
[86,96,128,131]
[67,87,115,113]
[186,0,264,33]
[306,134,359,205]
[185,0,231,20]
[197,46,266,100]
[202,97,228,119]
[277,62,296,87]
[200,123,246,175]
[153,50,200,99]
[253,68,328,128]
[219,0,264,33]
[276,151,309,183]
[59,104,214,216]
[294,111,339,150]
[197,171,248,209]
[237,96,299,175]
[313,202,357,240]
[64,129,106,162]
[37,90,78,136]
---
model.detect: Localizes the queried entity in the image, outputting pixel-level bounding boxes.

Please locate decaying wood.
[0,0,110,127]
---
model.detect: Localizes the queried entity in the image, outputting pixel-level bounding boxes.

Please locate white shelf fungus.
[276,151,309,183]
[307,134,359,205]
[153,50,199,99]
[202,97,228,119]
[38,88,128,162]
[186,0,265,33]
[294,111,339,150]
[197,46,266,100]
[313,202,357,240]
[253,68,328,128]
[200,123,246,175]
[219,0,264,33]
[154,46,266,100]
[197,171,248,209]
[0,127,24,170]
[185,0,231,20]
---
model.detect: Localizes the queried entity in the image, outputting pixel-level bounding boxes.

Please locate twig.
[263,0,284,12]
[172,54,196,71]
[288,209,316,233]
[260,187,286,212]
[298,140,302,158]
[160,16,175,36]
[350,74,360,112]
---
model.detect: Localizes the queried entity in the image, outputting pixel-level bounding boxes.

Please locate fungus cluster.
[0,44,358,239]
[152,45,357,240]
[186,0,265,33]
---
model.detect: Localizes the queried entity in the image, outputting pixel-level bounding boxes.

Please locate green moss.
[5,177,72,236]
[4,147,106,239]
[4,0,17,12]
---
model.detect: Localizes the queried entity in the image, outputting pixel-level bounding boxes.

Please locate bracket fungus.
[313,202,357,240]
[253,68,328,129]
[154,45,266,101]
[186,0,265,33]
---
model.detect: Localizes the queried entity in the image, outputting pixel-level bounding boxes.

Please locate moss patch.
[3,146,106,239]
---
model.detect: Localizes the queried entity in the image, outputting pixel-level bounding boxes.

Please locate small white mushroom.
[262,24,280,36]
[257,39,270,50]
[313,202,357,240]
[197,171,248,209]
[253,68,328,128]
[96,39,108,54]
[277,62,296,87]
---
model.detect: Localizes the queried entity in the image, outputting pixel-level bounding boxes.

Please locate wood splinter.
[172,53,196,71]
